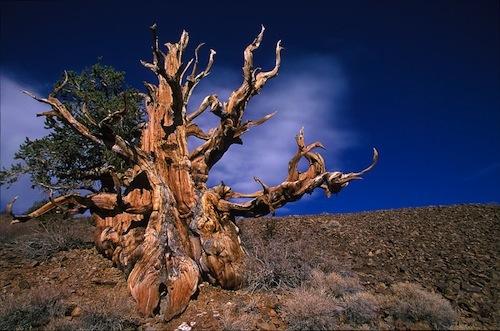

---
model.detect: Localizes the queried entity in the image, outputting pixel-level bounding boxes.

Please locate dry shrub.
[283,287,342,330]
[18,217,93,261]
[243,237,342,291]
[0,285,67,330]
[78,290,138,330]
[384,282,457,329]
[221,299,260,331]
[0,214,43,243]
[343,292,379,325]
[50,291,138,331]
[0,222,27,243]
[284,270,383,329]
[308,269,362,298]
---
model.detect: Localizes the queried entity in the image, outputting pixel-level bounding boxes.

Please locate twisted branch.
[217,129,379,217]
[189,26,283,179]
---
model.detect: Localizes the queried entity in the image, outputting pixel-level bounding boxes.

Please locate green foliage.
[0,64,144,194]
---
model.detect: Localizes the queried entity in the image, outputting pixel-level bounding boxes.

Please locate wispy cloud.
[0,75,46,211]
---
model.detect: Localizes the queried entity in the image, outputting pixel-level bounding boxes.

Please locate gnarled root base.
[92,188,245,320]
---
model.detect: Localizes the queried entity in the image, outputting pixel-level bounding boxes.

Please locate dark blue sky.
[1,0,499,214]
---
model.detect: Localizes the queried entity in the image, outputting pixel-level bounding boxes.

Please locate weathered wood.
[8,25,377,321]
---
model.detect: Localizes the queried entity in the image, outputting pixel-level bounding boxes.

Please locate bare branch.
[186,95,212,122]
[80,102,98,126]
[23,91,103,146]
[234,111,277,137]
[99,94,129,127]
[254,40,283,92]
[243,25,265,84]
[24,90,146,164]
[36,110,59,118]
[188,43,205,81]
[183,46,217,106]
[185,123,210,140]
[179,58,194,83]
[51,70,69,96]
[218,130,378,217]
[7,194,88,223]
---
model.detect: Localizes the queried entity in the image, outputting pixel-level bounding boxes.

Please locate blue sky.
[1,0,499,214]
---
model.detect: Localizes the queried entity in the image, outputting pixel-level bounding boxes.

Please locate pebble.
[71,306,82,317]
[176,322,191,331]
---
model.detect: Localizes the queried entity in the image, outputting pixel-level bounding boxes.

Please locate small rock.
[189,321,196,327]
[71,306,82,317]
[176,322,191,331]
[91,279,118,286]
[18,279,30,289]
[30,261,40,267]
[374,282,387,293]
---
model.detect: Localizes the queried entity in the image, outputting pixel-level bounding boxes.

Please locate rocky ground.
[0,204,498,330]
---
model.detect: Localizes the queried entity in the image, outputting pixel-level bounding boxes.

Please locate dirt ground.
[0,204,498,330]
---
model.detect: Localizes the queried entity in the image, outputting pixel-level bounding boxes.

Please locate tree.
[2,25,378,320]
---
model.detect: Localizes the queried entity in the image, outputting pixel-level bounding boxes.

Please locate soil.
[0,204,498,330]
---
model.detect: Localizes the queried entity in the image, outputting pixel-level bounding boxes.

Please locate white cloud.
[1,75,46,211]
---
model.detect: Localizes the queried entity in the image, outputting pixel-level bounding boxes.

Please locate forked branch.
[23,76,147,165]
[189,26,283,176]
[218,129,379,217]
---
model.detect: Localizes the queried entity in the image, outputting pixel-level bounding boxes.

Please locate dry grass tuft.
[343,292,379,325]
[220,299,260,331]
[242,236,343,291]
[308,269,362,297]
[50,291,138,331]
[383,282,457,329]
[0,285,68,330]
[17,217,93,261]
[0,215,38,243]
[283,287,343,330]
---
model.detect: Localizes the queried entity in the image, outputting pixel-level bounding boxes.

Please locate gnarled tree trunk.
[8,25,378,320]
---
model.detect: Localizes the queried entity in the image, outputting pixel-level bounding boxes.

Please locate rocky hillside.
[0,204,498,330]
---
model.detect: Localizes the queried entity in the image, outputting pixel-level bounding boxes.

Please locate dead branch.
[189,27,282,181]
[218,129,378,217]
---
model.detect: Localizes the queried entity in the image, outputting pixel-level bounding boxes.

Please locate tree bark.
[8,25,377,320]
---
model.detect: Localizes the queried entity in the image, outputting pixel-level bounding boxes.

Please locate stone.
[71,306,82,317]
[176,322,191,331]
[18,279,30,289]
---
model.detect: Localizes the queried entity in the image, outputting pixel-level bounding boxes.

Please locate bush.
[0,215,36,243]
[283,287,342,330]
[0,286,67,330]
[18,217,93,261]
[242,237,342,291]
[49,291,138,331]
[383,282,457,329]
[343,292,379,325]
[308,269,362,298]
